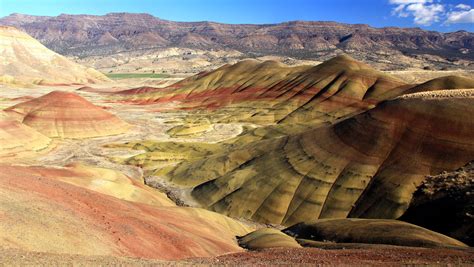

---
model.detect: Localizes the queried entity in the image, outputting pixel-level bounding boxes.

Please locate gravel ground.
[192,247,474,265]
[2,247,473,266]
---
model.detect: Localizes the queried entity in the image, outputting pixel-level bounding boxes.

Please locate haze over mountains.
[1,12,473,70]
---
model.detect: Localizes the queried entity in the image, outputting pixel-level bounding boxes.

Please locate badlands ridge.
[0,26,472,264]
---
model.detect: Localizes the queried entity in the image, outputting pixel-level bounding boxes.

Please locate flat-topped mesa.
[117,55,407,124]
[0,111,51,156]
[5,91,130,139]
[0,26,110,85]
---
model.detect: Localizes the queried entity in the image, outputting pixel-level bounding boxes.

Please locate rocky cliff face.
[1,13,472,69]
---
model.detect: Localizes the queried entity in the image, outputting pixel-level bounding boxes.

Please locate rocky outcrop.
[400,161,474,246]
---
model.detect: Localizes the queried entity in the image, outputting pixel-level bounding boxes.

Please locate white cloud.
[389,0,445,25]
[455,4,471,10]
[446,8,474,24]
[392,4,409,17]
[389,0,433,15]
[406,3,445,25]
[389,0,430,4]
[390,0,474,26]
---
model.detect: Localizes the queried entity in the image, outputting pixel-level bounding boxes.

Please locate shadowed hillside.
[283,219,467,248]
[151,95,474,225]
[400,161,474,246]
[236,219,469,250]
[104,56,474,226]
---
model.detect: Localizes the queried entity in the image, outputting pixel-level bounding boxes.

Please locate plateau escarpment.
[1,13,472,69]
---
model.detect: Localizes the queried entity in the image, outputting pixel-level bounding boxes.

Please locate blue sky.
[0,0,472,32]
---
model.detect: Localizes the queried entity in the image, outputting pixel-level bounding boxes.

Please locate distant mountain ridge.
[1,12,473,69]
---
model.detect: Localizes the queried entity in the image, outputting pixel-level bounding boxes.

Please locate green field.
[105,73,170,79]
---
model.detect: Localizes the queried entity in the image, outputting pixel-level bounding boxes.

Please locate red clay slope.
[5,91,130,138]
[115,56,408,124]
[0,164,251,260]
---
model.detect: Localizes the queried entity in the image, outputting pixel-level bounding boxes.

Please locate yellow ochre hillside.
[151,96,473,225]
[117,55,408,125]
[0,26,109,85]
